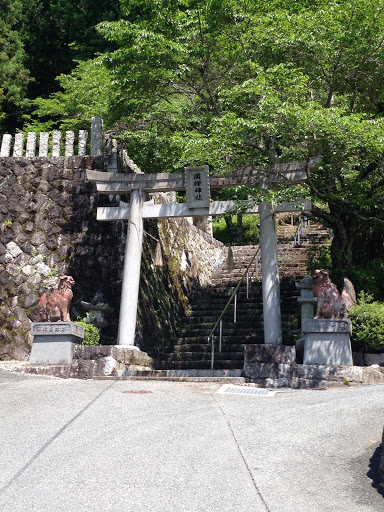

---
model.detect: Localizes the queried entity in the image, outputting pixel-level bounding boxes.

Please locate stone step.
[190,299,263,312]
[179,330,262,340]
[179,332,262,342]
[156,360,244,370]
[156,223,329,371]
[182,323,264,333]
[172,343,247,353]
[112,369,245,382]
[162,350,245,361]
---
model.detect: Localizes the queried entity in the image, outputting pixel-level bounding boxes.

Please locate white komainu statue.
[313,269,356,319]
[38,275,75,322]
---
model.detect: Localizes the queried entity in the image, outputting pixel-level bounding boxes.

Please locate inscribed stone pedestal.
[302,319,353,365]
[29,322,85,364]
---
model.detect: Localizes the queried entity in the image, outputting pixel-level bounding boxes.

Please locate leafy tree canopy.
[0,0,30,131]
[24,0,384,272]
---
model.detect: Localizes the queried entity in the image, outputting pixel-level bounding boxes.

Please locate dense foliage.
[349,293,384,353]
[0,0,30,132]
[75,318,100,346]
[1,0,384,278]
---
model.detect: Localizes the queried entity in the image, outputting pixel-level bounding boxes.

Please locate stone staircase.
[155,219,330,371]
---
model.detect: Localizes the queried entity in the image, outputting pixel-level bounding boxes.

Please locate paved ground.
[0,369,383,512]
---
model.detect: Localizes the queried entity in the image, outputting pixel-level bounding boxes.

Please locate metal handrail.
[294,214,310,247]
[208,246,261,370]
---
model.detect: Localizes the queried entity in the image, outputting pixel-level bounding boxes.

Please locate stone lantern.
[81,292,114,328]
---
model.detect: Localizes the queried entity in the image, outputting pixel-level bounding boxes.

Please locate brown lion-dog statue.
[312,269,356,319]
[313,269,342,319]
[38,275,75,322]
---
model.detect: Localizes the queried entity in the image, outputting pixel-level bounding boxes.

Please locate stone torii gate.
[87,160,318,349]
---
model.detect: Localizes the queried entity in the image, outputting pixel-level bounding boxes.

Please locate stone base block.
[243,360,384,388]
[303,338,353,365]
[112,346,153,368]
[30,341,79,365]
[244,344,296,364]
[30,322,84,365]
[26,344,154,379]
[303,319,353,365]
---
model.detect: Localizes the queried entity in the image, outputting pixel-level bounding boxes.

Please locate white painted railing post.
[117,189,144,346]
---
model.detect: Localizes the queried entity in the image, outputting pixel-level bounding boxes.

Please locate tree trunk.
[224,213,244,244]
[328,205,356,272]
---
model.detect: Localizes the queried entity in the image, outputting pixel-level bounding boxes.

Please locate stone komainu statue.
[38,275,75,322]
[313,269,356,319]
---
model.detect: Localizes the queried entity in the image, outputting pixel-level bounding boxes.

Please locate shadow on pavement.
[367,445,384,498]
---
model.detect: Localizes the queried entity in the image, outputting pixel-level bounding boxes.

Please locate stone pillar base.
[302,319,353,365]
[29,322,84,365]
[243,344,384,389]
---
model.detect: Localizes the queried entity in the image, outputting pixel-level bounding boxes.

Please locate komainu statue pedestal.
[302,319,353,365]
[29,322,85,365]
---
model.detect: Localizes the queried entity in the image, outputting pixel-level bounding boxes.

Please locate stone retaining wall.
[244,345,384,388]
[0,345,152,379]
[0,157,225,360]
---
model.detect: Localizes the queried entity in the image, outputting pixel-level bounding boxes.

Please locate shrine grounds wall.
[0,157,224,360]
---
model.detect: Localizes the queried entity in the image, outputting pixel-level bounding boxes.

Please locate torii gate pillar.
[259,201,282,345]
[117,189,144,346]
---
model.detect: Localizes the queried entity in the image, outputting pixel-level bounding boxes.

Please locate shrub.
[74,318,101,346]
[349,292,384,353]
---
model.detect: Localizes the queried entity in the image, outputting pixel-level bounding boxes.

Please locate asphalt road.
[0,369,383,512]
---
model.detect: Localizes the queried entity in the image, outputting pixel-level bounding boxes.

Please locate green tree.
[19,0,121,100]
[28,0,384,272]
[0,0,30,132]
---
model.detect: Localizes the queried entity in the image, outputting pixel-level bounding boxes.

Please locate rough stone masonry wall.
[0,156,125,359]
[0,157,224,360]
